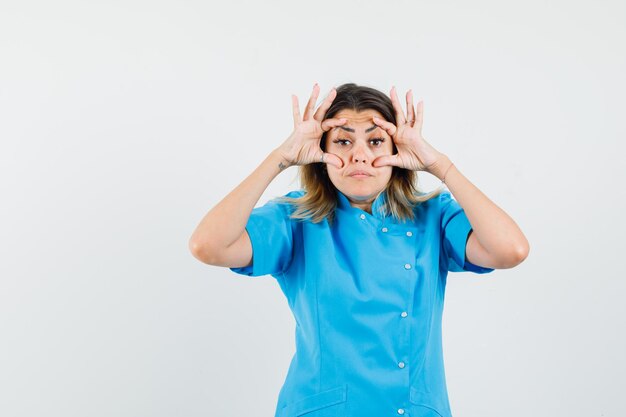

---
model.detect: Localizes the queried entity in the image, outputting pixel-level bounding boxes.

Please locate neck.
[347,191,384,214]
[351,201,373,214]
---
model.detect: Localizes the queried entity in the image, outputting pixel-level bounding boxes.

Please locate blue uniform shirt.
[230,189,494,417]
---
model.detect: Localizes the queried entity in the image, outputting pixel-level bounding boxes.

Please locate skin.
[189,83,530,272]
[324,108,395,213]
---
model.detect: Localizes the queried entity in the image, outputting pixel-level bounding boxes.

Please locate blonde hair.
[275,82,443,225]
[274,164,443,226]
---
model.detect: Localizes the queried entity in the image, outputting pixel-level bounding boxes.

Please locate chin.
[337,183,384,201]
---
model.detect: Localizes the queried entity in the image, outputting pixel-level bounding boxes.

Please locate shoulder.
[264,189,306,203]
[283,189,306,199]
[264,189,307,215]
[410,189,451,214]
[435,190,456,209]
[269,189,307,205]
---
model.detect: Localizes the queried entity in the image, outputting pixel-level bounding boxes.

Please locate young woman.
[189,83,529,417]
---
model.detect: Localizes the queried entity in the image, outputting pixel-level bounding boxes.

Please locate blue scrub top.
[230,188,494,417]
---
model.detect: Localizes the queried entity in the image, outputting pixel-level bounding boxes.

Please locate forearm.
[189,149,290,251]
[428,156,529,259]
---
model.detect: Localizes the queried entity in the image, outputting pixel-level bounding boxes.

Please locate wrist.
[271,148,293,171]
[426,155,452,180]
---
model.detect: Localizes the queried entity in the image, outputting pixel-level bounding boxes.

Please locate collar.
[336,189,388,219]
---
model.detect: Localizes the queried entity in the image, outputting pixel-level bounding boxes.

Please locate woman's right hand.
[276,83,348,169]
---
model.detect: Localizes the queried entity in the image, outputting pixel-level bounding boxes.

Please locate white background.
[1,0,624,416]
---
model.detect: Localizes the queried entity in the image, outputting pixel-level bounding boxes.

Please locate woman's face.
[324,108,395,207]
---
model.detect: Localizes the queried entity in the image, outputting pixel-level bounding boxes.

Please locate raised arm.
[372,86,529,269]
[188,83,347,268]
[188,150,289,267]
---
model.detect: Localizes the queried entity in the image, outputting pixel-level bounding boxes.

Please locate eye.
[332,138,385,147]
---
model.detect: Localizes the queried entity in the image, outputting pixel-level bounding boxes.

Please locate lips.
[347,170,373,177]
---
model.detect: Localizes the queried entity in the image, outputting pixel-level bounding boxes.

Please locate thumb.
[372,154,400,168]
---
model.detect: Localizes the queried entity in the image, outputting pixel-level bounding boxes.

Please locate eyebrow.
[334,124,378,133]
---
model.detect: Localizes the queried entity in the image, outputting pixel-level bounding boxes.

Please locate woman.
[189,83,529,417]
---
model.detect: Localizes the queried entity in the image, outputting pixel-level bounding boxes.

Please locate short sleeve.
[440,191,494,274]
[229,191,300,278]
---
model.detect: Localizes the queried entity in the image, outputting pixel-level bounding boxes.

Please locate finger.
[407,89,415,127]
[320,117,348,133]
[415,100,424,130]
[303,83,320,121]
[322,151,344,169]
[314,87,337,121]
[372,154,401,168]
[292,94,300,129]
[390,86,406,124]
[372,116,397,137]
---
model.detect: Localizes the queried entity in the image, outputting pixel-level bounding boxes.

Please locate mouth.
[347,170,373,178]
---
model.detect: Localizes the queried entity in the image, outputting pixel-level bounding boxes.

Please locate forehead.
[334,108,384,123]
[329,109,386,135]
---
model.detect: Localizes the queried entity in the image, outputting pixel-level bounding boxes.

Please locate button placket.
[399,236,414,408]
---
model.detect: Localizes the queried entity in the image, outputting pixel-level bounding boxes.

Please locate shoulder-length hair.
[275,82,443,225]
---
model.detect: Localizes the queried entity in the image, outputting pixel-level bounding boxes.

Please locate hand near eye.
[276,83,347,169]
[372,86,447,173]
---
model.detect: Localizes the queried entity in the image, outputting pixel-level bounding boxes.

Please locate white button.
[398,361,405,368]
[359,214,366,220]
[381,227,388,233]
[397,409,405,415]
[401,311,408,318]
[406,231,413,237]
[404,263,411,270]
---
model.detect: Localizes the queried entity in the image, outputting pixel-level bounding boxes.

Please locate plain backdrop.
[1,0,624,416]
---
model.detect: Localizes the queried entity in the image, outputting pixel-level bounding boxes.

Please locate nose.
[351,141,371,164]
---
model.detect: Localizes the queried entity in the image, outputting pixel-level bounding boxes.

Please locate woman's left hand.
[372,86,447,173]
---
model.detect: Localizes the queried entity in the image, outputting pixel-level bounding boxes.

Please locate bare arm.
[428,156,530,269]
[188,149,290,267]
[188,83,347,268]
[371,86,529,270]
